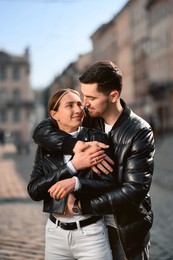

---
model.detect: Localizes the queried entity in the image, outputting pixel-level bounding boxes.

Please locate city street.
[0,135,173,260]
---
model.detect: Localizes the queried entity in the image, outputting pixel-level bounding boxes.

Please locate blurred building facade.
[0,48,35,153]
[89,0,173,136]
[44,0,173,137]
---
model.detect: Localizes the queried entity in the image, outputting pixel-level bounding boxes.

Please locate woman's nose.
[75,105,83,113]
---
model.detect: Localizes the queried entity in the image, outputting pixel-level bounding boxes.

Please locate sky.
[0,0,128,89]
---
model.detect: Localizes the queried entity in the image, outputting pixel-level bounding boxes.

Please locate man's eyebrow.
[84,95,96,98]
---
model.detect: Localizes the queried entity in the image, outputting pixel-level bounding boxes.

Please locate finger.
[91,150,105,161]
[58,190,68,199]
[48,188,56,197]
[91,165,101,174]
[92,157,98,165]
[96,153,106,162]
[104,155,114,165]
[97,163,110,174]
[48,189,55,196]
[53,190,59,199]
[52,187,62,199]
[91,150,105,156]
[48,187,53,193]
[55,190,64,199]
[91,153,106,165]
[98,160,113,174]
[48,183,57,193]
[96,142,109,149]
[56,186,69,199]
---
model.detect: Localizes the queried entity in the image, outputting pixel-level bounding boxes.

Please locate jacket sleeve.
[32,118,78,154]
[27,146,72,201]
[75,175,116,200]
[80,127,155,215]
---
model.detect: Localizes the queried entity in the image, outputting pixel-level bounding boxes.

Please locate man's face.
[81,83,110,118]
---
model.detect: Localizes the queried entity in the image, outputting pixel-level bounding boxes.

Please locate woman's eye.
[65,104,72,108]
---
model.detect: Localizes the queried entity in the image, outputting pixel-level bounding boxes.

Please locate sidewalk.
[0,144,47,260]
[0,144,28,200]
[153,134,173,189]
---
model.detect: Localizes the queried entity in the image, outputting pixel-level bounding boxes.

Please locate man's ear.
[110,90,119,103]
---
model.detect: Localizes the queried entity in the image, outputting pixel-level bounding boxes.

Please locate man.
[33,61,155,259]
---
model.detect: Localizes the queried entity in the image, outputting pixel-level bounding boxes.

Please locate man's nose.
[83,98,89,107]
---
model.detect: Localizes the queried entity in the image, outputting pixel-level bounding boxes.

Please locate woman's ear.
[110,90,119,103]
[50,110,57,120]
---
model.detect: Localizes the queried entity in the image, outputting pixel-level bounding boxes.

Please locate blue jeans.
[45,218,112,260]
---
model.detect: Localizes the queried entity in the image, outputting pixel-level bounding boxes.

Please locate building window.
[13,109,21,122]
[13,66,20,80]
[13,131,22,147]
[0,109,8,122]
[0,66,7,80]
[0,88,7,103]
[13,89,21,101]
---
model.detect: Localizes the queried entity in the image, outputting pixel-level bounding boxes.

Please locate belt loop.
[56,219,59,227]
[76,220,81,230]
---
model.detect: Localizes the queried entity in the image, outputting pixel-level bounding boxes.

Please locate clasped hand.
[72,140,114,174]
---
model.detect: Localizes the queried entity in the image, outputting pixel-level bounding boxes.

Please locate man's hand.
[48,177,76,199]
[73,140,109,153]
[72,148,106,171]
[73,140,114,173]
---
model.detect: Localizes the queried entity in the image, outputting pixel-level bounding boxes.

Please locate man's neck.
[103,100,123,125]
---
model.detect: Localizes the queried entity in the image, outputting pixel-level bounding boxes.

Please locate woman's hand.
[48,177,76,199]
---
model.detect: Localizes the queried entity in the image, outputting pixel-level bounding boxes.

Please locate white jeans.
[45,218,112,260]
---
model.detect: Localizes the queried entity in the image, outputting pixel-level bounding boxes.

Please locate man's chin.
[88,111,98,118]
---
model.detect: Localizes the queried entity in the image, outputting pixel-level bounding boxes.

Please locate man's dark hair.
[79,60,123,95]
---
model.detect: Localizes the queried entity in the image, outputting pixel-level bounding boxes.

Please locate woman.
[27,89,115,260]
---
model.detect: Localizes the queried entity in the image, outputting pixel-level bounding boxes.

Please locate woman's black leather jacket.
[28,127,115,214]
[32,99,155,258]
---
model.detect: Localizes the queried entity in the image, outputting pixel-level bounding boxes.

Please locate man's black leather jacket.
[28,127,115,214]
[32,99,155,259]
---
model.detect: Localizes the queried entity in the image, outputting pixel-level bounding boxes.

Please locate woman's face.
[51,92,84,133]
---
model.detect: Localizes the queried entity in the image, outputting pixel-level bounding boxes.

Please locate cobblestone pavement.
[149,135,173,260]
[0,135,173,260]
[0,143,47,260]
